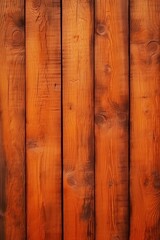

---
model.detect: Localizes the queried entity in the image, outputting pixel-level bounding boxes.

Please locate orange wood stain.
[130,0,160,239]
[26,0,62,239]
[95,1,129,239]
[63,0,95,239]
[0,0,26,239]
[0,0,159,239]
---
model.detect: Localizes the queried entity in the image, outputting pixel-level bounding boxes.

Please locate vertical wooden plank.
[0,0,25,239]
[95,1,129,239]
[130,1,160,239]
[63,1,94,239]
[26,0,61,239]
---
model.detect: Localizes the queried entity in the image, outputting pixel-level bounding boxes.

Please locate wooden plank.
[95,1,129,239]
[130,0,160,239]
[0,0,26,239]
[26,0,61,239]
[62,0,95,239]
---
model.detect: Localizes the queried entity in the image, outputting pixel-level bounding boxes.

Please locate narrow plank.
[0,0,25,239]
[95,1,129,239]
[130,1,160,239]
[63,0,94,239]
[26,0,61,239]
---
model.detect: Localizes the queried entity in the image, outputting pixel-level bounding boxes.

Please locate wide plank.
[26,0,62,239]
[0,0,26,239]
[63,0,95,239]
[95,1,129,239]
[130,0,160,239]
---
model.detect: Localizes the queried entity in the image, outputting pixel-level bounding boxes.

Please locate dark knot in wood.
[96,24,107,36]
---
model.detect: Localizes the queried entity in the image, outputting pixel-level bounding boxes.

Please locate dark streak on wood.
[80,198,93,221]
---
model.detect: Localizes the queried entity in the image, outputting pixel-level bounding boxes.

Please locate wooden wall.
[0,0,159,239]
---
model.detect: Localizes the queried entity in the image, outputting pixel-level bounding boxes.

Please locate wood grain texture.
[26,0,61,239]
[130,0,160,239]
[63,0,94,239]
[95,1,129,239]
[0,0,26,239]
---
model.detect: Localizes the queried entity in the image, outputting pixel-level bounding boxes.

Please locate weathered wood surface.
[63,0,95,239]
[26,0,62,239]
[130,0,160,239]
[95,0,129,239]
[0,1,159,239]
[0,0,26,239]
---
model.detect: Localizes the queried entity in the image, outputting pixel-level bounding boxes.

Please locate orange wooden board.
[0,1,159,239]
[26,0,62,239]
[0,0,26,239]
[130,0,160,239]
[63,0,95,239]
[95,1,129,240]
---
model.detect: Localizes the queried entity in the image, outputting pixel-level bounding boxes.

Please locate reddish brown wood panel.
[95,1,129,240]
[26,0,62,239]
[130,0,160,239]
[0,1,160,239]
[62,0,95,239]
[0,0,26,239]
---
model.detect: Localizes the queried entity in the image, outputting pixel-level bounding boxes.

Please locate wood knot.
[96,24,107,36]
[104,64,111,74]
[108,180,114,188]
[12,30,24,46]
[54,83,61,91]
[95,112,108,125]
[73,35,79,42]
[67,174,77,187]
[68,103,73,110]
[146,41,159,53]
[27,140,38,149]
